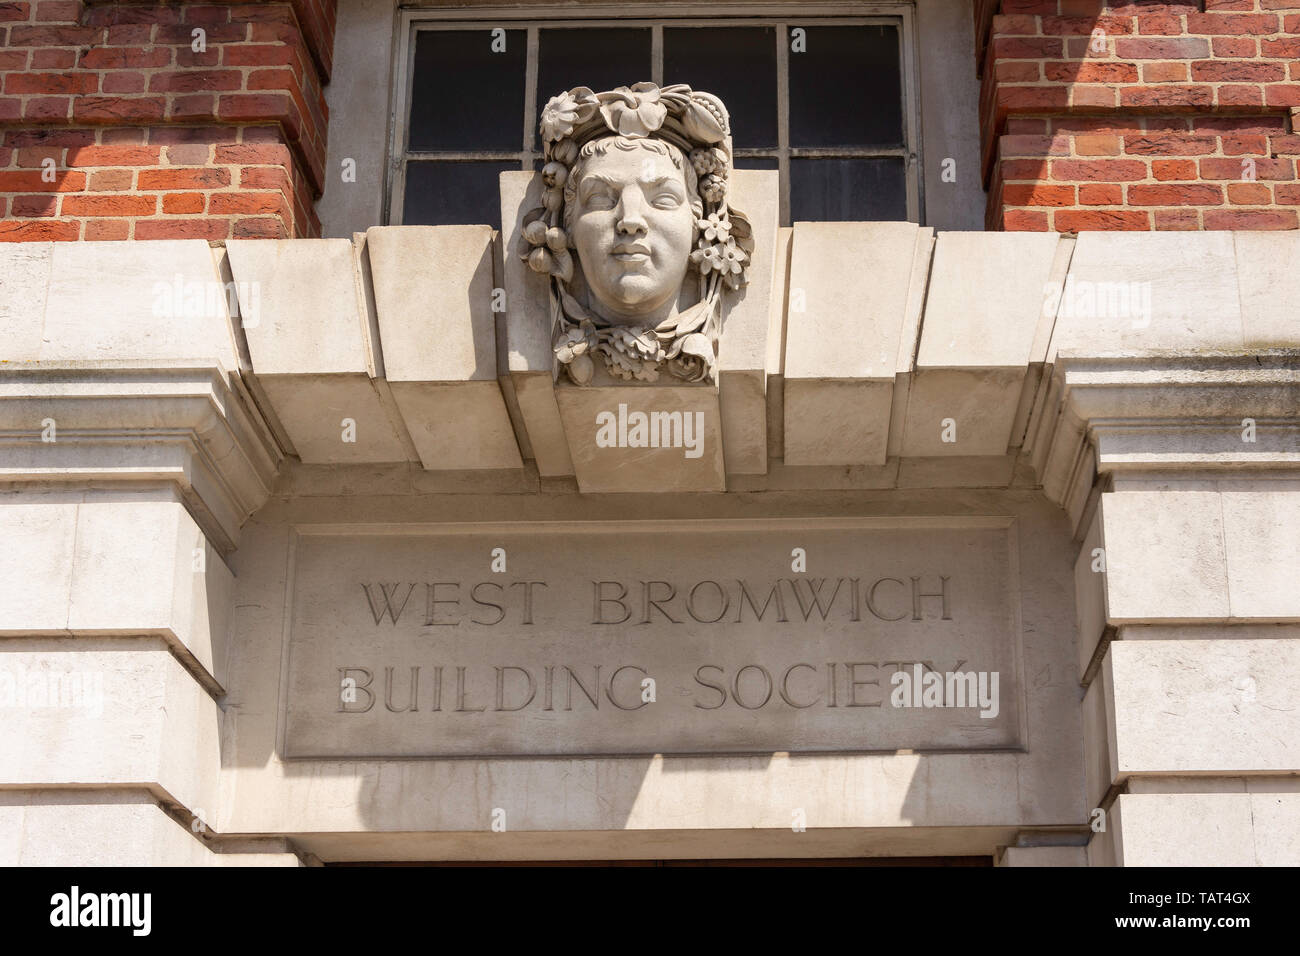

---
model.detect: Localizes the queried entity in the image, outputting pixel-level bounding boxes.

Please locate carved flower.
[540,87,597,143]
[554,326,589,364]
[697,212,731,243]
[597,82,667,139]
[667,332,714,383]
[607,324,665,363]
[690,241,724,276]
[719,240,748,290]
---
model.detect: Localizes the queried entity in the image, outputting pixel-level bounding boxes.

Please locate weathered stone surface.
[902,233,1060,457]
[0,490,231,689]
[553,383,725,492]
[1106,638,1300,775]
[282,518,1021,758]
[1099,492,1230,623]
[2,241,240,374]
[0,638,220,817]
[783,222,922,466]
[1232,231,1300,350]
[1049,232,1242,357]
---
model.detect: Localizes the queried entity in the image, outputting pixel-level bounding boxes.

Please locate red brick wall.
[981,0,1300,231]
[0,0,334,240]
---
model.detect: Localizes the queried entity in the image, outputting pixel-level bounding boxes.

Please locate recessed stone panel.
[282,518,1024,758]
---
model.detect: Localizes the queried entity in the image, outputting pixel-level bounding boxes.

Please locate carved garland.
[516,82,753,386]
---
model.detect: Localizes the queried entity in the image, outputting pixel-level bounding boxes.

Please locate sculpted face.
[570,142,696,327]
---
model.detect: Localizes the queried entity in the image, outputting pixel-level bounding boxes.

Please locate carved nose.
[616,188,648,235]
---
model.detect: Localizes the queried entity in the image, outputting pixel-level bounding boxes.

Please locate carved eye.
[583,189,616,210]
[651,192,682,210]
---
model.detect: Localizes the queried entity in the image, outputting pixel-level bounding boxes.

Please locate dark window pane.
[789,25,902,148]
[790,158,907,222]
[663,27,777,149]
[408,30,526,151]
[536,29,651,148]
[403,161,516,229]
[733,157,779,170]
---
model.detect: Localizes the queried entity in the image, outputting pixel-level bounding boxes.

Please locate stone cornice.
[0,361,281,553]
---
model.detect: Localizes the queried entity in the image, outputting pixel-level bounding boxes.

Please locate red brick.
[1217,85,1266,106]
[165,144,211,165]
[1265,84,1300,106]
[1212,36,1257,57]
[1045,61,1139,83]
[1275,183,1300,204]
[101,72,146,94]
[0,3,32,22]
[34,1,79,21]
[1203,209,1298,229]
[1227,182,1274,204]
[1185,12,1280,35]
[1079,183,1123,204]
[1055,209,1150,231]
[162,192,205,214]
[213,142,291,166]
[1192,61,1286,82]
[1137,14,1185,36]
[0,168,86,191]
[1120,85,1214,108]
[87,169,133,191]
[1074,134,1121,155]
[83,219,131,240]
[134,218,231,240]
[60,194,156,216]
[223,44,296,67]
[66,145,161,167]
[1114,37,1211,59]
[1152,159,1197,180]
[137,167,230,190]
[73,96,167,124]
[0,219,79,240]
[1000,209,1051,231]
[1052,159,1149,180]
[1129,183,1224,205]
[1262,37,1300,58]
[1153,209,1201,230]
[31,48,76,69]
[1124,133,1217,155]
[1142,62,1189,83]
[78,47,172,70]
[1222,135,1269,155]
[148,70,243,93]
[24,97,70,121]
[1200,156,1295,180]
[1003,183,1076,206]
[998,159,1050,179]
[232,216,287,238]
[208,190,288,215]
[11,194,58,216]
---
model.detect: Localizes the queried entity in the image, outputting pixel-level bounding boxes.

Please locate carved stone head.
[518,83,753,386]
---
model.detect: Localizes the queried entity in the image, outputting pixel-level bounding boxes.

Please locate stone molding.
[3,230,1299,532]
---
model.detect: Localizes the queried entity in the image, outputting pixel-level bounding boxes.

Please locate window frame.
[385,3,923,228]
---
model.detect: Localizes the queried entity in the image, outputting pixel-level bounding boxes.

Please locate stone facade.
[1,1,1299,866]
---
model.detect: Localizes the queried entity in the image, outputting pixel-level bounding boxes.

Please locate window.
[388,9,921,229]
